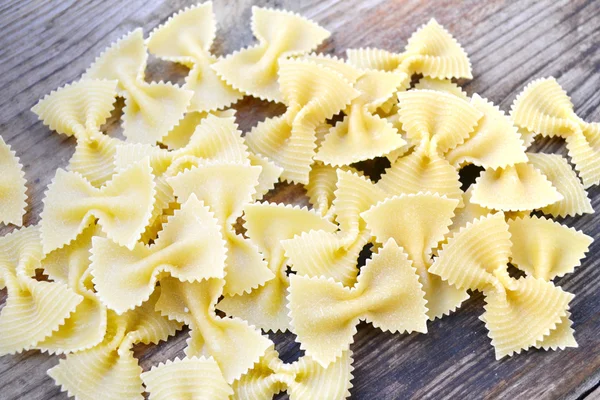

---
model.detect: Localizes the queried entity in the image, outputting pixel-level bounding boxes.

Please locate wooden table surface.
[1,0,600,399]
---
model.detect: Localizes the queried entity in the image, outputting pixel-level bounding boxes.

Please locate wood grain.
[1,0,600,399]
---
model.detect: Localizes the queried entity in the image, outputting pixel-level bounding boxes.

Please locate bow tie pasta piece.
[305,163,343,219]
[233,343,353,400]
[218,203,336,332]
[430,213,575,359]
[147,3,243,112]
[91,194,226,314]
[445,94,528,169]
[414,77,469,98]
[248,152,283,201]
[40,159,156,254]
[346,19,472,80]
[167,161,274,296]
[0,136,27,226]
[289,238,428,367]
[296,53,364,83]
[0,226,82,355]
[31,79,120,187]
[245,59,359,184]
[142,356,233,400]
[48,289,182,400]
[211,7,330,103]
[470,162,563,212]
[316,70,409,166]
[511,77,600,188]
[83,29,193,144]
[362,193,469,319]
[508,215,592,281]
[156,277,271,383]
[36,224,107,354]
[526,152,593,217]
[160,109,236,151]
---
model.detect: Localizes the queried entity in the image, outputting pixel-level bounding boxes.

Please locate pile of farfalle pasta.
[1,3,598,399]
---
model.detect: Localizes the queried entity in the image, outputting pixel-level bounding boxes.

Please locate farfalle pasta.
[83,29,193,144]
[31,79,120,187]
[0,226,82,355]
[48,290,182,400]
[147,2,242,112]
[212,7,330,102]
[90,195,226,314]
[430,213,575,358]
[218,202,336,332]
[0,136,27,225]
[233,342,353,400]
[362,192,469,319]
[40,159,156,254]
[511,77,600,188]
[142,356,233,400]
[245,58,359,183]
[347,19,472,80]
[288,238,428,367]
[155,276,271,383]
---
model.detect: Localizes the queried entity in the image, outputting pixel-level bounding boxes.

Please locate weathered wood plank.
[0,0,599,399]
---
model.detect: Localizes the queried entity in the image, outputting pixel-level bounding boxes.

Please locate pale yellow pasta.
[508,215,592,281]
[296,53,364,83]
[288,238,428,367]
[156,276,271,383]
[445,94,528,169]
[414,77,468,99]
[161,109,237,150]
[0,226,82,355]
[48,290,182,400]
[217,203,336,332]
[167,161,273,296]
[511,77,600,188]
[90,195,227,314]
[245,59,359,184]
[212,7,330,103]
[142,357,233,400]
[83,29,193,144]
[233,343,353,400]
[0,136,27,225]
[470,162,562,212]
[40,159,156,254]
[305,163,341,219]
[430,213,575,359]
[37,224,107,354]
[147,3,242,112]
[362,193,468,319]
[347,19,472,80]
[316,69,408,166]
[248,152,283,201]
[526,152,593,217]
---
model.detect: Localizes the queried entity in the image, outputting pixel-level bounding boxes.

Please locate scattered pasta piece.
[0,226,82,355]
[470,162,562,212]
[31,79,120,187]
[37,224,107,354]
[147,3,242,112]
[526,152,593,217]
[212,7,330,103]
[288,238,428,367]
[362,193,469,319]
[233,343,353,400]
[0,136,27,225]
[168,161,273,296]
[218,203,336,332]
[90,195,227,314]
[511,77,600,188]
[48,290,182,400]
[142,356,233,400]
[414,77,468,99]
[430,213,575,359]
[83,29,193,144]
[156,276,271,383]
[40,159,156,254]
[347,19,472,80]
[161,109,236,150]
[245,59,359,183]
